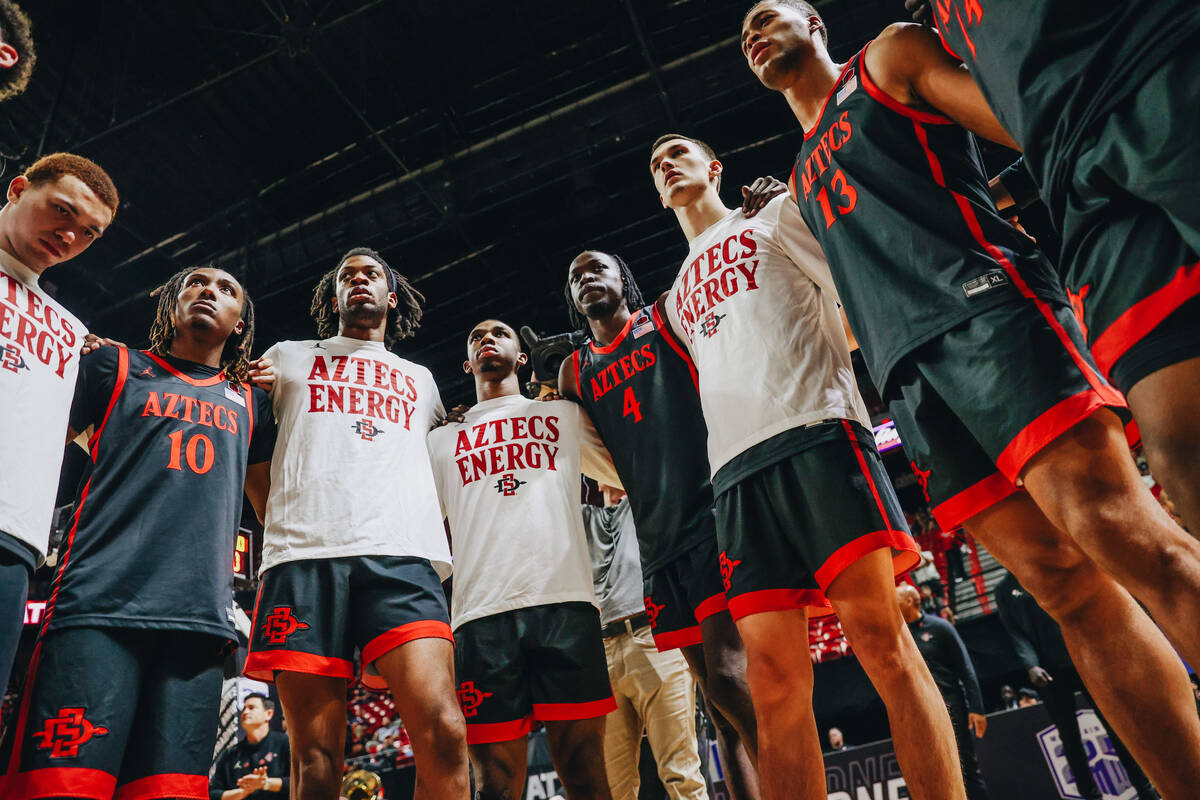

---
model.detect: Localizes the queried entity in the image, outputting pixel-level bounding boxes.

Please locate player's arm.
[556,351,582,402]
[243,389,277,524]
[243,462,271,525]
[864,22,1019,150]
[576,408,624,490]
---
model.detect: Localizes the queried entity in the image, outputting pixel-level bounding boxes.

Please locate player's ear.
[233,320,245,336]
[387,291,398,310]
[517,351,528,367]
[710,159,723,182]
[462,359,473,375]
[659,194,668,209]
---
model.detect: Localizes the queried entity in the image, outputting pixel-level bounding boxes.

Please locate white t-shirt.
[427,394,598,629]
[665,195,870,478]
[0,248,87,561]
[259,337,450,577]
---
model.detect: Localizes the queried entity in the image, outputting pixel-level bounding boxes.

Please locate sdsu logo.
[698,312,726,338]
[911,461,932,504]
[719,551,741,592]
[457,681,493,717]
[1,344,30,374]
[643,596,665,628]
[354,418,384,441]
[494,473,526,496]
[32,707,109,758]
[261,606,310,644]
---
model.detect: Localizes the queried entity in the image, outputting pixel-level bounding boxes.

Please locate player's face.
[742,2,815,90]
[464,319,525,376]
[649,139,721,209]
[334,254,397,323]
[174,268,245,338]
[567,251,625,319]
[0,175,111,272]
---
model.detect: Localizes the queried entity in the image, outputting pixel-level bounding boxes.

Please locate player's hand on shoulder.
[904,0,934,25]
[248,357,277,392]
[438,404,471,426]
[741,176,787,217]
[81,333,126,356]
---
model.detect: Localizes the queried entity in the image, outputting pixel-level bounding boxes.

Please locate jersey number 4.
[622,386,643,423]
[166,430,215,474]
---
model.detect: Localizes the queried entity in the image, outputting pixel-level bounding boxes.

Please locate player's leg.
[0,549,31,697]
[470,737,530,800]
[2,627,140,799]
[826,550,965,800]
[275,672,348,800]
[352,556,467,799]
[544,716,613,800]
[679,642,756,800]
[961,492,1200,799]
[114,631,224,800]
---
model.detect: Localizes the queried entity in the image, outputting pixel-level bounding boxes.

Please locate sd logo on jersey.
[354,418,384,441]
[494,473,526,496]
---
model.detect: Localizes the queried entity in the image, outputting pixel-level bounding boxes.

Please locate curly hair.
[0,0,35,103]
[24,152,119,218]
[563,250,647,333]
[147,266,256,387]
[309,246,424,350]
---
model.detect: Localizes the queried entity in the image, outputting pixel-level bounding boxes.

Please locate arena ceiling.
[7,0,917,404]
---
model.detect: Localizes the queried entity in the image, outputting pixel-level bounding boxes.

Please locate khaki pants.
[602,623,709,800]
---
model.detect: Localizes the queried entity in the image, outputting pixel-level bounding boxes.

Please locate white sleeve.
[770,196,844,305]
[426,429,448,518]
[427,373,446,431]
[575,404,624,490]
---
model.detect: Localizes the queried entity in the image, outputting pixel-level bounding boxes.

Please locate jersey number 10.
[166,430,216,474]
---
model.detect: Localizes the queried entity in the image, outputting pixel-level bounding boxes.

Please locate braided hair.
[563,251,647,333]
[309,246,424,349]
[147,266,256,387]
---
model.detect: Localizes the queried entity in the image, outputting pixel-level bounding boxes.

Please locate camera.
[519,326,587,386]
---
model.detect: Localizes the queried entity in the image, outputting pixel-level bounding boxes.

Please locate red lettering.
[142,392,162,417]
[307,356,330,381]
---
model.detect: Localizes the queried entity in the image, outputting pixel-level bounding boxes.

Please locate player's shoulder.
[868,22,946,74]
[80,342,125,375]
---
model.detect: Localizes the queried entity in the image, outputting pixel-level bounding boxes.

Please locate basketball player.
[740,2,1200,795]
[0,0,34,102]
[427,318,619,800]
[649,133,957,800]
[560,250,760,796]
[0,153,117,700]
[2,265,274,800]
[242,247,468,800]
[904,0,1200,534]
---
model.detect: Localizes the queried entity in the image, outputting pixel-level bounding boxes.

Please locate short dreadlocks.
[147,266,256,387]
[563,250,647,334]
[309,246,424,350]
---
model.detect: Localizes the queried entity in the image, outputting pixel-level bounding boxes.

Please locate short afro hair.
[744,0,828,48]
[0,0,35,102]
[650,134,722,192]
[24,153,120,219]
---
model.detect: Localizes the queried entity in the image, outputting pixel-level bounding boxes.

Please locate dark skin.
[256,255,469,800]
[559,251,762,799]
[743,4,1200,797]
[460,318,613,800]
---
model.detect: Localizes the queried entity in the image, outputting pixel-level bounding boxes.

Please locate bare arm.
[864,23,1019,150]
[840,307,859,352]
[578,409,624,490]
[243,462,272,525]
[556,352,582,402]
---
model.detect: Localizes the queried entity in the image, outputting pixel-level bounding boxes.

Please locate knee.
[702,662,751,715]
[842,622,911,678]
[554,741,607,796]
[292,741,339,775]
[420,706,468,766]
[744,646,811,709]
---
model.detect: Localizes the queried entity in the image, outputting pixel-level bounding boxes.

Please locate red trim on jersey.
[693,591,729,623]
[141,350,227,387]
[1125,418,1142,449]
[242,384,255,441]
[1089,260,1200,379]
[814,530,922,591]
[571,349,582,397]
[465,717,533,745]
[116,773,208,800]
[727,588,833,622]
[803,58,859,140]
[996,388,1116,482]
[361,620,455,667]
[652,625,703,651]
[2,766,117,800]
[533,696,617,721]
[931,472,1017,529]
[859,43,955,125]
[588,312,637,355]
[242,649,355,684]
[87,345,129,458]
[650,302,700,391]
[935,24,963,61]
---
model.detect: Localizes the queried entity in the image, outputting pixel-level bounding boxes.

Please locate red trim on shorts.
[996,388,1117,482]
[1088,260,1200,379]
[465,717,534,745]
[841,420,896,531]
[726,588,833,622]
[814,530,922,592]
[142,350,227,387]
[588,313,636,355]
[931,472,1018,529]
[693,592,728,623]
[652,625,703,652]
[859,44,955,125]
[116,773,208,800]
[2,766,117,800]
[651,302,700,392]
[243,649,354,684]
[533,696,618,721]
[803,58,859,140]
[361,620,455,669]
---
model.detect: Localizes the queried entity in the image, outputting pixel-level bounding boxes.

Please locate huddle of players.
[3,1,1200,799]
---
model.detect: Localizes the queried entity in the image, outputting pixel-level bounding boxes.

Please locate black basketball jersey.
[47,347,275,640]
[790,45,1065,390]
[933,0,1200,215]
[573,305,713,574]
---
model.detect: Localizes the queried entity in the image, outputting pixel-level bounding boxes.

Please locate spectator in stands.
[582,484,707,800]
[897,584,990,800]
[210,693,290,800]
[999,686,1018,711]
[995,571,1159,800]
[1017,689,1041,708]
[826,727,850,754]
